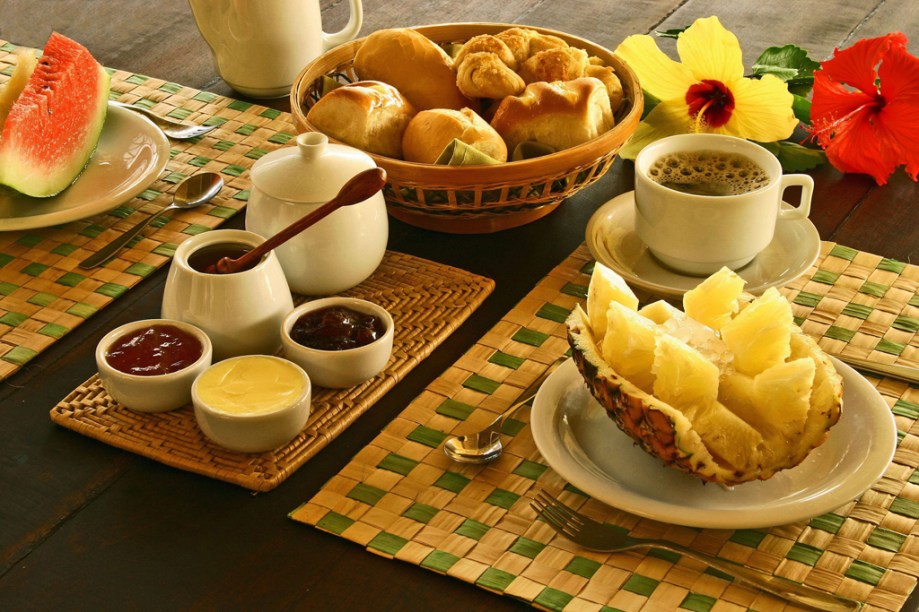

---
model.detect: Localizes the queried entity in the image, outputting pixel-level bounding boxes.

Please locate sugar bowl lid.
[250,132,377,203]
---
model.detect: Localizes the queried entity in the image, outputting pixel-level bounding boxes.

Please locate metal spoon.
[110,100,218,140]
[444,356,568,464]
[78,172,224,269]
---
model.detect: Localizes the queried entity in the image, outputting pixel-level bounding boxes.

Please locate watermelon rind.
[0,49,38,128]
[0,33,111,198]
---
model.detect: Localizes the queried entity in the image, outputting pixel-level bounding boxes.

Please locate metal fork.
[531,491,861,611]
[111,100,218,140]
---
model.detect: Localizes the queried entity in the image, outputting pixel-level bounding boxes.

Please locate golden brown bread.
[493,27,568,65]
[454,34,518,70]
[402,108,508,164]
[585,63,624,112]
[455,51,525,99]
[353,28,475,111]
[306,80,416,158]
[518,47,590,84]
[489,77,614,152]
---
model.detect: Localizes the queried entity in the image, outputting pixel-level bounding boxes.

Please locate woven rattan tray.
[292,241,918,611]
[50,251,494,492]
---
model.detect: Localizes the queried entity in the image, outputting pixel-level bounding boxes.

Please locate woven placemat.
[50,250,494,492]
[291,241,918,611]
[0,39,303,379]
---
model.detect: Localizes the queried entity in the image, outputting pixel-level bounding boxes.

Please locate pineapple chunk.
[639,300,684,324]
[718,371,758,425]
[602,301,658,393]
[683,267,745,330]
[586,262,639,343]
[719,359,815,442]
[752,358,815,437]
[689,400,764,472]
[720,287,793,375]
[652,334,719,415]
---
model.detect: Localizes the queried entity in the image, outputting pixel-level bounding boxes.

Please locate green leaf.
[655,27,686,39]
[792,94,812,125]
[759,140,826,172]
[752,45,820,97]
[641,89,660,120]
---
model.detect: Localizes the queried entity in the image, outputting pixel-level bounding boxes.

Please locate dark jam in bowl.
[106,324,204,376]
[291,305,385,351]
[187,242,259,274]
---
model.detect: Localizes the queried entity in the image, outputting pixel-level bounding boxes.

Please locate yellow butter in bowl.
[195,356,306,415]
[192,355,312,453]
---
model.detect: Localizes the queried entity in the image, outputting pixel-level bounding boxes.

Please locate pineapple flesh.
[567,264,843,485]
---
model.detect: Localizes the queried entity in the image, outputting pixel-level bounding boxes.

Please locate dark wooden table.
[2,1,918,610]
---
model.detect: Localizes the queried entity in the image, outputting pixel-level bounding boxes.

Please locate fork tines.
[531,490,583,539]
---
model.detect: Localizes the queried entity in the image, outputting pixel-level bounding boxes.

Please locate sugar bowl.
[245,132,388,296]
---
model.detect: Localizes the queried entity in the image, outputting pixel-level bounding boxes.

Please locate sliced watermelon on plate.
[0,32,111,198]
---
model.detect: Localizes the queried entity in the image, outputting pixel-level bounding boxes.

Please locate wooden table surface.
[2,1,918,610]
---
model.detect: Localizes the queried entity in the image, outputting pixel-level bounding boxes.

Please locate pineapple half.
[567,263,843,485]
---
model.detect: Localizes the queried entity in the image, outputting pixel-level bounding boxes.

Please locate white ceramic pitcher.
[188,0,363,98]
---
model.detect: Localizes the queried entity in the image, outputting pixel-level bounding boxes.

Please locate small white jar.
[192,355,312,453]
[281,297,394,388]
[96,319,213,413]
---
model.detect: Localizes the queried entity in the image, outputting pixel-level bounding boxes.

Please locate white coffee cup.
[634,133,813,276]
[188,0,363,99]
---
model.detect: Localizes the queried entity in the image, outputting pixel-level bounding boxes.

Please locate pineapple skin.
[566,307,844,486]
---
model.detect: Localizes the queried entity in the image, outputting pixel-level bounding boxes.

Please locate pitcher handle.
[322,0,363,50]
[777,174,813,220]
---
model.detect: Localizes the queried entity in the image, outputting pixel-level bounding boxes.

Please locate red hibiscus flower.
[809,33,919,185]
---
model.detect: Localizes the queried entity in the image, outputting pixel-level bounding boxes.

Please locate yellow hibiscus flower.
[615,16,798,158]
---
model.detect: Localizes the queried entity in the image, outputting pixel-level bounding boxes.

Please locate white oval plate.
[585,191,821,297]
[0,103,169,231]
[531,358,897,529]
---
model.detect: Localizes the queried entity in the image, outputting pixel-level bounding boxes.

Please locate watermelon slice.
[0,33,110,198]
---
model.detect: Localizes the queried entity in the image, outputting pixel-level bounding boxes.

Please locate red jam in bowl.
[290,306,385,351]
[105,324,204,376]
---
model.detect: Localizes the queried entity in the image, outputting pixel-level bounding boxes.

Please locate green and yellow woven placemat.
[0,40,299,379]
[291,241,918,611]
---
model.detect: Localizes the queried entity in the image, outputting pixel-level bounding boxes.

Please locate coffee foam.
[648,150,769,196]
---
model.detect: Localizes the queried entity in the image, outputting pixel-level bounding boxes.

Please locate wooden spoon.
[207,167,387,274]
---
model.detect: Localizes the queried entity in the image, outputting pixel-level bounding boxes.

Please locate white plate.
[585,191,821,297]
[0,103,169,231]
[531,358,897,529]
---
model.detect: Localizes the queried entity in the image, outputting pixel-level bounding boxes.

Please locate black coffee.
[648,150,769,196]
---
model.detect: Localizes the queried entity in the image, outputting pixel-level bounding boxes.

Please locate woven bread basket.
[290,23,642,234]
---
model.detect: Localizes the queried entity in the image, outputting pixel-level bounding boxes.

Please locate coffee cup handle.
[777,174,814,220]
[322,0,363,50]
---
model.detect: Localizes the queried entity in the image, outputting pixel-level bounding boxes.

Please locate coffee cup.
[188,0,363,99]
[633,133,813,276]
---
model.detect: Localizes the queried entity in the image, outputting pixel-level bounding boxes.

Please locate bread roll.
[585,63,624,112]
[403,108,508,164]
[353,28,475,111]
[490,77,614,152]
[494,27,568,65]
[454,34,518,70]
[455,51,525,99]
[518,47,590,84]
[306,81,415,158]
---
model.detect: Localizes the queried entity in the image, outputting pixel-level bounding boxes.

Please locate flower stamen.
[686,80,735,128]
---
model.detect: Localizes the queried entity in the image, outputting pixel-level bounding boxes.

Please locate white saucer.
[585,191,821,296]
[530,358,897,529]
[0,103,169,231]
